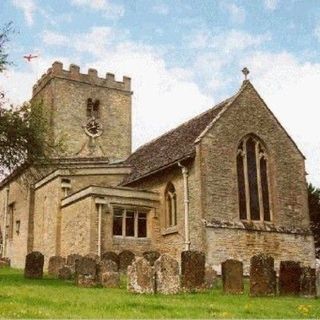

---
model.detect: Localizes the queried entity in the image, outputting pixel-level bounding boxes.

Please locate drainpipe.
[178,162,190,251]
[2,186,9,257]
[95,197,107,256]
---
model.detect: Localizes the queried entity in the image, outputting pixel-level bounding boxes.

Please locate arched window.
[165,182,177,227]
[237,135,271,221]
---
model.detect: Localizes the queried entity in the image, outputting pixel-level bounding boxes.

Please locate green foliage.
[0,268,320,319]
[308,183,320,257]
[0,22,13,72]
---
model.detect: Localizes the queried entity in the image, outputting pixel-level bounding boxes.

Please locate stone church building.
[0,61,316,272]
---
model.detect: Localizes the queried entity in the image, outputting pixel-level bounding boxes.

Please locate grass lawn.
[0,267,319,319]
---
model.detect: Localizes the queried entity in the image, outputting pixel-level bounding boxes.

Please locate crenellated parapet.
[32,61,131,97]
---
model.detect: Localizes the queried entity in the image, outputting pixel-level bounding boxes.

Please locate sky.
[0,0,320,186]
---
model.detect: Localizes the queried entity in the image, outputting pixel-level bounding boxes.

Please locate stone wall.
[60,197,93,258]
[206,227,315,274]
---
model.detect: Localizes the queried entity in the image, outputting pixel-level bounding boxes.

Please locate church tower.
[31,61,132,162]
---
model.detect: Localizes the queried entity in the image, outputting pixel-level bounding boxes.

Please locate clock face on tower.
[84,117,103,138]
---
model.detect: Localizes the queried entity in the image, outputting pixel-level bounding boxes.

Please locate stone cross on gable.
[242,67,250,80]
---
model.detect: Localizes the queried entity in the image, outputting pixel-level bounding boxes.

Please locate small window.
[86,98,100,119]
[112,207,147,238]
[165,182,177,227]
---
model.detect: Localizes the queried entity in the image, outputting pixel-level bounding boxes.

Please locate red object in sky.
[23,54,38,62]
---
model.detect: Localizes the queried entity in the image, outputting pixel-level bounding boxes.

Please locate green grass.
[0,267,319,319]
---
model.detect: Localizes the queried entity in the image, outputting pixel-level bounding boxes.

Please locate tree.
[308,183,320,258]
[0,23,62,176]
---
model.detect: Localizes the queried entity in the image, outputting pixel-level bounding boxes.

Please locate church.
[0,61,316,272]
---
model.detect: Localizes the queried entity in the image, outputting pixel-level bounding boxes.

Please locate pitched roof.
[122,97,233,185]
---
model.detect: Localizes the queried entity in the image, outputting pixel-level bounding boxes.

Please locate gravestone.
[204,266,217,289]
[101,251,119,269]
[0,257,10,268]
[143,251,160,266]
[119,250,135,273]
[300,267,316,297]
[85,253,100,263]
[154,254,180,294]
[75,256,97,287]
[48,256,66,277]
[97,259,120,288]
[24,251,44,279]
[279,261,301,295]
[222,259,244,294]
[250,254,276,296]
[181,251,205,291]
[127,257,155,294]
[58,266,72,280]
[67,254,82,268]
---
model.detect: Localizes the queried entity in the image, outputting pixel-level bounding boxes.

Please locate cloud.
[42,31,68,46]
[264,0,278,10]
[243,51,320,185]
[11,0,36,26]
[222,3,246,24]
[152,3,169,15]
[70,0,124,19]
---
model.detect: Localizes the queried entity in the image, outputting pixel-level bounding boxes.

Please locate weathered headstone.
[0,257,10,268]
[97,259,120,288]
[58,266,72,280]
[127,257,155,294]
[24,251,44,279]
[204,266,217,289]
[300,266,316,298]
[222,259,244,294]
[67,254,82,268]
[85,253,100,263]
[119,250,135,273]
[75,256,97,287]
[250,254,276,296]
[101,251,119,268]
[279,261,301,295]
[181,251,205,291]
[143,251,160,266]
[48,256,66,277]
[154,254,180,294]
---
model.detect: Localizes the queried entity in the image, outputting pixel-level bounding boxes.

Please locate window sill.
[112,236,150,243]
[161,226,178,236]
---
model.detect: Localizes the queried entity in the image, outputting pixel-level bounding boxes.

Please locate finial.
[242,67,250,80]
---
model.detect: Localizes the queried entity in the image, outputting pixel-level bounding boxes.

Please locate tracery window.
[86,98,100,119]
[236,135,271,221]
[165,182,177,227]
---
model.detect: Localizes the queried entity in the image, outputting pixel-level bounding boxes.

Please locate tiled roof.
[122,97,232,184]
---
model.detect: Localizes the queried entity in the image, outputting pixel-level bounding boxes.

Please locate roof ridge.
[129,96,233,157]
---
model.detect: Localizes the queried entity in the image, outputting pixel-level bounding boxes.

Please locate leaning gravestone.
[66,254,82,274]
[143,251,160,266]
[154,254,180,294]
[221,259,244,294]
[250,254,276,296]
[119,250,135,273]
[127,257,155,294]
[181,251,205,291]
[279,261,301,295]
[48,256,66,277]
[300,266,316,298]
[58,266,72,280]
[97,259,119,288]
[24,251,44,279]
[75,256,97,287]
[101,251,119,269]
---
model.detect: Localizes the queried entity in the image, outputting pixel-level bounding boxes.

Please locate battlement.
[32,61,131,97]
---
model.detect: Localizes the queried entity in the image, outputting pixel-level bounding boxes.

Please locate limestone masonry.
[0,62,316,272]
